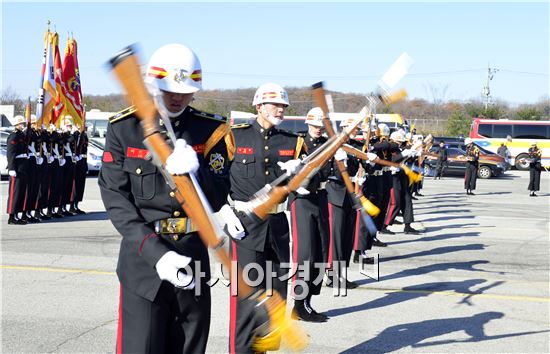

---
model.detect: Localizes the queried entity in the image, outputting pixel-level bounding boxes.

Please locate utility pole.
[482,63,499,111]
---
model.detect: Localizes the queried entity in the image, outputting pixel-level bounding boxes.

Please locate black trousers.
[289,195,327,299]
[528,165,541,191]
[24,157,39,212]
[355,175,379,251]
[37,162,51,209]
[117,282,211,354]
[464,163,478,190]
[230,212,290,354]
[49,160,63,208]
[6,159,27,215]
[74,158,88,202]
[385,172,414,226]
[62,160,76,205]
[328,194,355,269]
[435,161,446,178]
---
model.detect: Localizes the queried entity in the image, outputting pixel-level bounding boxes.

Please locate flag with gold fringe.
[62,37,83,127]
[51,32,66,127]
[36,29,55,127]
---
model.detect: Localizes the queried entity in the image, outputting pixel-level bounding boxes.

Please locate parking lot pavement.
[1,171,549,353]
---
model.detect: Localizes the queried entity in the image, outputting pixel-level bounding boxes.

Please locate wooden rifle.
[312,82,380,223]
[108,45,308,352]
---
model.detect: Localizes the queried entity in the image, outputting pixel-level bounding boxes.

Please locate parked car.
[87,139,104,174]
[432,137,512,171]
[0,145,7,178]
[424,146,507,179]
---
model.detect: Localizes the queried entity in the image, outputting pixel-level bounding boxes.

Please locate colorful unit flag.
[62,37,84,127]
[36,30,55,126]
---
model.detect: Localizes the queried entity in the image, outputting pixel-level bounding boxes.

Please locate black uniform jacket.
[6,129,27,172]
[99,106,233,301]
[229,120,305,251]
[326,138,360,207]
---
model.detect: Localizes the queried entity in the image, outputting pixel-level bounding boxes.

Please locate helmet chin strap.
[154,94,186,118]
[262,105,283,126]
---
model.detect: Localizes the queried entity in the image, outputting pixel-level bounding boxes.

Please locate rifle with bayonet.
[108,45,308,353]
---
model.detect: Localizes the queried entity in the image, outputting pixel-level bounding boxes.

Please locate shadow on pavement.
[38,211,109,223]
[340,312,548,353]
[386,231,480,246]
[382,243,486,262]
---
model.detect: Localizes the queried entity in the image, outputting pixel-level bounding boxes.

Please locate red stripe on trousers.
[22,185,28,211]
[290,201,299,294]
[327,203,334,268]
[385,187,396,226]
[7,176,15,213]
[229,241,238,354]
[353,210,360,250]
[117,285,123,354]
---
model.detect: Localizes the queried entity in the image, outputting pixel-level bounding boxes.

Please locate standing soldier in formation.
[228,83,305,352]
[36,122,53,220]
[70,125,88,213]
[100,43,238,353]
[48,124,65,218]
[60,118,77,216]
[22,115,42,222]
[6,116,28,225]
[527,141,542,197]
[288,107,330,322]
[464,138,480,195]
[325,118,360,289]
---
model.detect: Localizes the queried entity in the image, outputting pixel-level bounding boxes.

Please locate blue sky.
[2,1,548,106]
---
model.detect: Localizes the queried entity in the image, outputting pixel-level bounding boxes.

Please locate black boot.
[8,214,26,225]
[379,227,395,235]
[404,224,421,235]
[372,237,387,247]
[291,300,327,323]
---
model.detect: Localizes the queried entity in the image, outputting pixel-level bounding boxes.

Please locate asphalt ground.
[1,170,549,353]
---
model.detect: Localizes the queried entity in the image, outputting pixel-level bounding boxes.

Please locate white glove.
[47,155,55,164]
[59,158,66,167]
[277,159,301,176]
[8,170,16,177]
[219,204,246,240]
[155,251,195,289]
[74,156,81,162]
[36,156,44,165]
[334,148,348,161]
[296,187,310,195]
[165,139,199,175]
[390,166,400,173]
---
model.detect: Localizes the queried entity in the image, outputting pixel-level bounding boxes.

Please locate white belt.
[318,181,327,190]
[65,152,73,157]
[371,170,383,176]
[79,154,87,159]
[15,154,28,159]
[382,166,391,172]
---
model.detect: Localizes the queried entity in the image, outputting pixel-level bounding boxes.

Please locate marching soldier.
[228,82,306,352]
[99,43,239,353]
[288,107,330,322]
[70,125,88,213]
[527,141,542,197]
[325,117,360,288]
[434,140,448,179]
[6,116,29,225]
[464,138,480,195]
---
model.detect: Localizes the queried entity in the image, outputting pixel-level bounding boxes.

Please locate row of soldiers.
[99,43,428,354]
[6,115,88,225]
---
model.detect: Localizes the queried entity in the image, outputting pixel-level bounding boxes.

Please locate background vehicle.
[424,146,507,179]
[85,109,113,145]
[86,139,104,174]
[433,136,512,171]
[470,118,550,170]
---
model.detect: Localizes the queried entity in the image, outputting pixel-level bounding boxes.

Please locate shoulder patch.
[188,106,227,122]
[231,123,251,129]
[109,106,136,124]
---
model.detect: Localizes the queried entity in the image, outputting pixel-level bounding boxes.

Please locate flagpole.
[36,21,51,127]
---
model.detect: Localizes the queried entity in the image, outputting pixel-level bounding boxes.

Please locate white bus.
[470,118,550,170]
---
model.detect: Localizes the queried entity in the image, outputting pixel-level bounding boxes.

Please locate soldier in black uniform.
[36,123,52,220]
[228,83,306,353]
[48,126,65,218]
[60,118,77,216]
[22,115,44,222]
[288,107,330,322]
[70,126,88,213]
[464,138,480,195]
[6,116,28,225]
[99,44,238,354]
[325,117,360,289]
[527,141,542,197]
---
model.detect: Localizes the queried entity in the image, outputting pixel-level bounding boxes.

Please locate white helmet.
[144,44,202,94]
[340,117,356,128]
[531,140,537,146]
[305,107,324,127]
[252,83,289,106]
[405,132,412,141]
[390,130,406,142]
[464,138,473,145]
[13,115,25,126]
[377,123,390,137]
